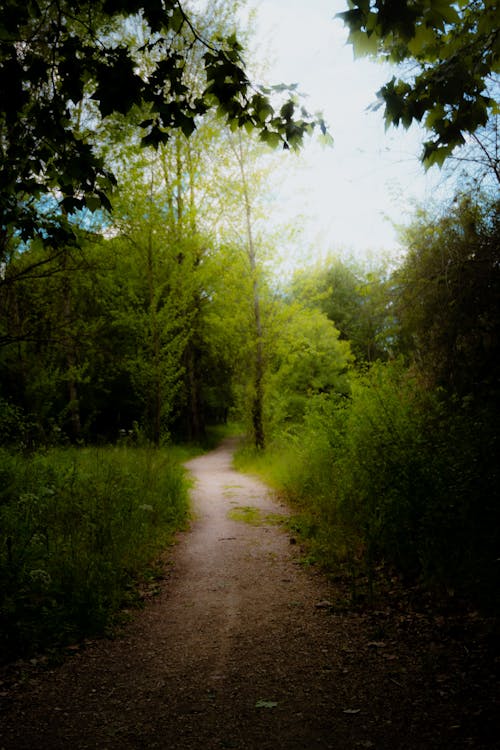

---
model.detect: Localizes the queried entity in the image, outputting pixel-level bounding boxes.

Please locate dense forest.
[1,0,499,660]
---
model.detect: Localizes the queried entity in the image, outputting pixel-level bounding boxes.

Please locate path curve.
[0,439,456,749]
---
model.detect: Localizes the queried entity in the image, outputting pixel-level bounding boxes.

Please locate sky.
[240,0,447,266]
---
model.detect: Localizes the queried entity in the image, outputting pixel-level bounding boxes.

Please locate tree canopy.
[0,0,326,250]
[338,0,500,169]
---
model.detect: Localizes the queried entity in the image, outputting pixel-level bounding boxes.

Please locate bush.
[251,360,499,611]
[0,398,28,448]
[0,446,189,660]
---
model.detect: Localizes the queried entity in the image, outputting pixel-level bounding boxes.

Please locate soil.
[0,437,498,749]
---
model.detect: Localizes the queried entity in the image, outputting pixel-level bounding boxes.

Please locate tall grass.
[0,446,190,661]
[237,361,500,611]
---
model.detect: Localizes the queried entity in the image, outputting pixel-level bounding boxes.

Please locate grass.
[232,441,298,490]
[232,440,365,584]
[227,505,262,525]
[227,505,286,529]
[0,445,190,662]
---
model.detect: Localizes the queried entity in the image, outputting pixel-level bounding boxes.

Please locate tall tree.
[232,132,266,449]
[109,159,200,445]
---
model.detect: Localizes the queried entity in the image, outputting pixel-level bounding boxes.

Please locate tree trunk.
[146,195,161,447]
[236,134,265,450]
[62,266,81,442]
[186,344,205,442]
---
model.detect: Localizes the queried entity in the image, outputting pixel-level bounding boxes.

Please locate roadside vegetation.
[236,194,500,614]
[0,446,190,661]
[1,0,498,663]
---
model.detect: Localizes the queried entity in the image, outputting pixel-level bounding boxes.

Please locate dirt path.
[0,439,498,749]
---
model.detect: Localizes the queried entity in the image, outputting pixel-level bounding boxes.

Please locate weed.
[0,445,189,662]
[227,506,263,525]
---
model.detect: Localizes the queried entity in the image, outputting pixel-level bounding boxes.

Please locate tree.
[392,193,500,403]
[288,255,393,362]
[441,116,500,190]
[228,131,266,449]
[0,0,326,252]
[338,0,500,168]
[265,306,352,436]
[0,232,107,443]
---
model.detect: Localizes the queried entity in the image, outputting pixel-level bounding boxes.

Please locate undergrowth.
[235,361,500,613]
[0,446,190,662]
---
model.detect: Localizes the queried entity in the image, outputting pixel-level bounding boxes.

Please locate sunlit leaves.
[259,130,282,149]
[347,29,379,58]
[422,141,455,169]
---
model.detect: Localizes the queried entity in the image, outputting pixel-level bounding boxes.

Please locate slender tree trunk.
[167,137,206,443]
[146,197,161,447]
[235,134,265,450]
[185,140,206,442]
[249,265,265,450]
[175,137,184,230]
[62,260,81,441]
[185,343,205,442]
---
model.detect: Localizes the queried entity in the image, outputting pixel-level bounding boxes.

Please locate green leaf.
[169,6,184,33]
[259,130,282,149]
[91,47,143,117]
[318,132,334,147]
[251,94,273,123]
[85,196,101,212]
[422,141,454,169]
[348,29,379,57]
[140,126,169,150]
[280,100,295,120]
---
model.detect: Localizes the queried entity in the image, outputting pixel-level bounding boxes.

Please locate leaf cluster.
[0,0,326,248]
[338,0,499,167]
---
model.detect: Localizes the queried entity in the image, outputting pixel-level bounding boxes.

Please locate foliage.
[441,116,500,189]
[243,193,499,612]
[243,358,499,612]
[338,0,500,168]
[0,445,189,660]
[0,397,29,448]
[195,128,288,449]
[288,255,394,362]
[392,194,500,404]
[264,306,352,438]
[0,136,229,444]
[0,0,326,250]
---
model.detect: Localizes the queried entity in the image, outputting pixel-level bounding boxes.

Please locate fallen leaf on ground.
[255,699,278,708]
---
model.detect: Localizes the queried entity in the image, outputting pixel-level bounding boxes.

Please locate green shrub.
[246,360,499,611]
[0,398,28,448]
[0,446,189,660]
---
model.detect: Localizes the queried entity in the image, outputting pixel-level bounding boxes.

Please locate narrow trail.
[1,439,496,749]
